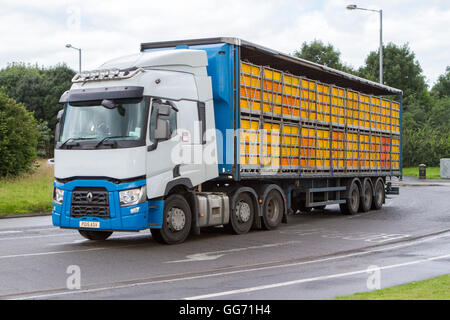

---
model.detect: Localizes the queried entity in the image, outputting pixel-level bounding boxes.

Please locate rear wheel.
[359,182,373,212]
[340,182,360,215]
[151,194,192,244]
[225,193,255,234]
[372,180,385,210]
[262,190,284,230]
[78,230,113,241]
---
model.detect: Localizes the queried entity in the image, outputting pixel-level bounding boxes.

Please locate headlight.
[53,188,64,205]
[119,186,147,207]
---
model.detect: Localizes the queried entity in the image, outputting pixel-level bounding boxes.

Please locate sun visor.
[59,86,144,103]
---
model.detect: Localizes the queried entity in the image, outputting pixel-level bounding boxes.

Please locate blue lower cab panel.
[52,179,164,231]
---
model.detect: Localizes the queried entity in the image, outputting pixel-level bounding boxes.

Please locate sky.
[1,0,449,87]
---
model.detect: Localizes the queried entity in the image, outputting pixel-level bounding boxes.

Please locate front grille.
[71,188,110,218]
[72,188,108,205]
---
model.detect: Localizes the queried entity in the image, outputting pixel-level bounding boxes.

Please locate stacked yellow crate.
[240,118,260,165]
[301,79,316,121]
[370,135,381,169]
[380,99,390,131]
[316,84,330,123]
[345,132,359,169]
[331,131,345,169]
[261,121,281,167]
[281,124,300,168]
[360,134,370,169]
[360,95,371,129]
[316,129,330,168]
[240,63,262,113]
[391,102,401,134]
[370,97,381,131]
[281,74,301,118]
[300,127,316,168]
[391,137,400,169]
[331,87,346,126]
[346,90,358,127]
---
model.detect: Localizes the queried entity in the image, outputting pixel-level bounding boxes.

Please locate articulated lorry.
[52,37,402,244]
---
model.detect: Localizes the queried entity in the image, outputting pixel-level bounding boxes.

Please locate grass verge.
[334,274,450,300]
[402,167,441,179]
[0,159,54,217]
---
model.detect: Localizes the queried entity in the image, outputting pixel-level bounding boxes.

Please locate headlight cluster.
[119,186,147,207]
[53,188,64,205]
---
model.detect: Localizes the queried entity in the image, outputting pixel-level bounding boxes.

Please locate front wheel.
[78,230,113,240]
[151,194,192,245]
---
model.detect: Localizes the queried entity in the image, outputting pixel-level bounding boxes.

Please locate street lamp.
[65,44,82,74]
[347,4,383,84]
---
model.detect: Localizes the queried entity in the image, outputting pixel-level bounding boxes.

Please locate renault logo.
[86,192,93,202]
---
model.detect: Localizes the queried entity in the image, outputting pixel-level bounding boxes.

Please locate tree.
[431,66,450,98]
[0,63,75,157]
[358,43,430,109]
[0,89,39,177]
[293,40,355,74]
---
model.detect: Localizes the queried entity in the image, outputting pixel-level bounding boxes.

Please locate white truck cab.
[53,48,221,243]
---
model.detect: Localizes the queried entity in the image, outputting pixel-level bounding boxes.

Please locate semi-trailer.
[52,37,402,244]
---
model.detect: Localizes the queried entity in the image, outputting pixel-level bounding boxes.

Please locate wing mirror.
[154,118,170,140]
[55,109,64,142]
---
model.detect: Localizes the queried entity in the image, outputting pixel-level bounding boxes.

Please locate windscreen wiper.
[59,137,95,149]
[94,135,132,148]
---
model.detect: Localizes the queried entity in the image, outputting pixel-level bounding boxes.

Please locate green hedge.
[0,90,39,177]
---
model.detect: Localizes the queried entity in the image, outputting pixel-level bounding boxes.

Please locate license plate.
[79,221,100,229]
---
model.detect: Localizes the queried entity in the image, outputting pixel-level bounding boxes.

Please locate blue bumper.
[52,179,164,231]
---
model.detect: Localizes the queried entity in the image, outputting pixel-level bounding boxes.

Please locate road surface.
[0,176,449,300]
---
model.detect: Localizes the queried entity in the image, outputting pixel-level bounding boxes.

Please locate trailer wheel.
[262,190,284,230]
[151,194,192,244]
[78,230,113,241]
[339,182,360,215]
[359,181,373,212]
[226,193,255,234]
[372,179,385,210]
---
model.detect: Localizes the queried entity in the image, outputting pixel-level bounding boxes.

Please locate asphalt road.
[0,176,449,300]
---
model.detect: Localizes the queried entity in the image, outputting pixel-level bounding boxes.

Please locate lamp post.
[347,4,383,84]
[65,44,82,74]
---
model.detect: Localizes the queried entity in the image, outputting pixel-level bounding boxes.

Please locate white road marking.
[0,231,22,235]
[10,232,450,300]
[0,247,109,260]
[184,253,450,300]
[0,233,76,241]
[166,241,302,263]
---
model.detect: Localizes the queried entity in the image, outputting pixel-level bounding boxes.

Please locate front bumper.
[52,179,164,231]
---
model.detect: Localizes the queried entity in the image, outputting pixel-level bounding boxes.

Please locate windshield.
[58,98,148,149]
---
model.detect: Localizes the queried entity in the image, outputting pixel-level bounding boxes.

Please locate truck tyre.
[151,194,192,244]
[226,192,255,234]
[359,181,373,212]
[339,182,360,215]
[372,180,385,210]
[262,190,284,230]
[78,230,113,241]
